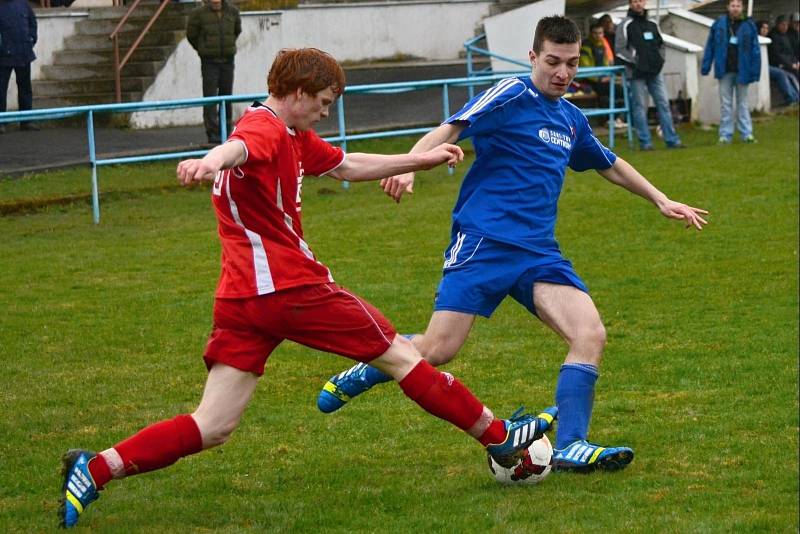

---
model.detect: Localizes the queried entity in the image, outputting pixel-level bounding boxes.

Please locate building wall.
[130,1,493,127]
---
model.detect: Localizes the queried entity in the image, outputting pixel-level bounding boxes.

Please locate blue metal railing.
[2,71,630,224]
[464,33,633,148]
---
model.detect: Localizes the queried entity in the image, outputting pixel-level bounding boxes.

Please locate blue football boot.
[317,362,392,413]
[552,440,634,473]
[486,406,558,468]
[59,449,100,528]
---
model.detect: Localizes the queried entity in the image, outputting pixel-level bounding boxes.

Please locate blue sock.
[554,363,599,450]
[362,334,417,386]
[363,364,392,385]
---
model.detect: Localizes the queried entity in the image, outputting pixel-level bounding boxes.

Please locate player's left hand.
[176,158,220,187]
[659,200,709,230]
[380,173,415,203]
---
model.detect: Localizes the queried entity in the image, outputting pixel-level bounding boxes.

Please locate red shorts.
[204,283,396,375]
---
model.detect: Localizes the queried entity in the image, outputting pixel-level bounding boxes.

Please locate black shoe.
[20,122,40,131]
[667,142,686,149]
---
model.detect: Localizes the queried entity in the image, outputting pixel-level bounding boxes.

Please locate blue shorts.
[434,232,588,318]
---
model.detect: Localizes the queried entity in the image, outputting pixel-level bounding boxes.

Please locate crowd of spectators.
[758,13,800,105]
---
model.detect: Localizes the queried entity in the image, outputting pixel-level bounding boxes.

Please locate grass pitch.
[0,115,798,532]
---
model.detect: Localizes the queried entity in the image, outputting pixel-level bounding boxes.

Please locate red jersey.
[211,103,345,298]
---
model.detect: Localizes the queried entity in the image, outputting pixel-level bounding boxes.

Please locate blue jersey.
[446,76,617,254]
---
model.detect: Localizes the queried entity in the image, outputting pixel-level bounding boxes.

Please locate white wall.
[483,0,566,73]
[662,8,771,125]
[131,1,493,128]
[5,10,85,111]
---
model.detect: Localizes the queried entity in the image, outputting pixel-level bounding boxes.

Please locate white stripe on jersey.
[453,78,523,122]
[225,171,276,295]
[453,78,517,122]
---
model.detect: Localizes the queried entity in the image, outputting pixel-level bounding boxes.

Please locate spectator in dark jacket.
[701,0,760,143]
[758,19,799,105]
[0,0,38,133]
[187,0,241,143]
[768,15,799,81]
[788,12,799,58]
[616,0,683,150]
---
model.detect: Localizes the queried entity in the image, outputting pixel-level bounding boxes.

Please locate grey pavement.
[0,61,485,177]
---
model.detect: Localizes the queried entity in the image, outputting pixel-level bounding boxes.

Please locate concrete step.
[76,13,189,35]
[62,29,184,51]
[34,91,144,109]
[85,3,195,20]
[42,61,163,80]
[34,77,150,97]
[52,45,175,65]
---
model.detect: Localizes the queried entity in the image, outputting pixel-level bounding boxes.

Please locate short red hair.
[267,48,346,98]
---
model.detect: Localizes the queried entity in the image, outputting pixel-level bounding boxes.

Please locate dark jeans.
[0,64,33,114]
[201,60,234,142]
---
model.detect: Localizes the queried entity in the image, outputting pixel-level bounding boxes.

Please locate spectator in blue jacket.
[701,0,760,143]
[0,0,38,133]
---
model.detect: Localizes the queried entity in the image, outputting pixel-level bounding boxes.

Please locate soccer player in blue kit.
[317,16,708,472]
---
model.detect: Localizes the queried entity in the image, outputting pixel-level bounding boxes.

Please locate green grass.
[1,116,798,533]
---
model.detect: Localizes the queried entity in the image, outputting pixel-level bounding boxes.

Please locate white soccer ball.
[487,434,553,485]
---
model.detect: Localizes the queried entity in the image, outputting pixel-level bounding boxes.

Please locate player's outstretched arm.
[378,122,466,203]
[598,157,709,230]
[327,141,463,183]
[176,141,247,187]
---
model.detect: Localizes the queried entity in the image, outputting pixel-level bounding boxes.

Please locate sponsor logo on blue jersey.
[538,128,572,150]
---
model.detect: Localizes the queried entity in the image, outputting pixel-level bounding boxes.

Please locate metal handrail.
[1,71,631,224]
[110,0,173,102]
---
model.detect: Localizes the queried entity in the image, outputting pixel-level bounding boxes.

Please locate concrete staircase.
[34,3,194,109]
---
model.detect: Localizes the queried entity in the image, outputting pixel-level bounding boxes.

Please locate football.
[487,434,553,485]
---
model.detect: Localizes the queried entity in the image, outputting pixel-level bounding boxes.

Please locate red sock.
[88,414,202,488]
[398,360,485,434]
[87,455,112,489]
[478,419,508,447]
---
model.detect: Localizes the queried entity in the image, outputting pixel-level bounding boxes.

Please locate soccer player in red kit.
[58,48,557,528]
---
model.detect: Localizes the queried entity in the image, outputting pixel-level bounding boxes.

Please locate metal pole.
[337,97,349,190]
[87,110,100,224]
[622,71,634,147]
[747,0,753,18]
[466,47,475,99]
[219,96,227,141]
[113,38,121,103]
[609,73,616,148]
[442,84,454,175]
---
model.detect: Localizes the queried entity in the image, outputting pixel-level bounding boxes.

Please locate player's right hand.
[176,158,220,187]
[380,173,415,203]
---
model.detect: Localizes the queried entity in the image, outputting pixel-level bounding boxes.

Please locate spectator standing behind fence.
[701,0,760,144]
[187,0,241,144]
[758,20,799,105]
[0,0,39,134]
[616,0,684,150]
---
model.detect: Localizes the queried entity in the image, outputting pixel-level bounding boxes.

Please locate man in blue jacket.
[0,0,38,133]
[702,0,760,143]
